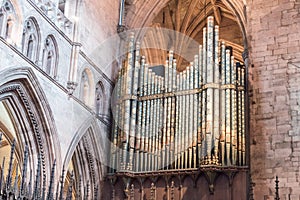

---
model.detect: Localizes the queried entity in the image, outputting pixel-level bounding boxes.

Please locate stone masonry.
[248,0,300,199]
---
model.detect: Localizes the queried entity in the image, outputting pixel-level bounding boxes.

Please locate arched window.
[79,68,95,106]
[0,0,16,40]
[22,18,40,62]
[95,81,105,115]
[5,18,13,38]
[42,35,58,77]
[81,70,90,104]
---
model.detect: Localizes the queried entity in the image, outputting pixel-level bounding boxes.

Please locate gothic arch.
[0,0,16,39]
[221,0,247,48]
[125,0,169,29]
[0,0,22,44]
[79,67,95,107]
[42,34,58,78]
[21,16,40,63]
[0,67,61,183]
[63,117,105,198]
[63,116,105,172]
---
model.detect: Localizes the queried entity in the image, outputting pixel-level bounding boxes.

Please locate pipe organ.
[110,16,246,173]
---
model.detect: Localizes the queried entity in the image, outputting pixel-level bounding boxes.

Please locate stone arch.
[0,0,15,39]
[69,128,101,198]
[42,34,58,78]
[0,67,61,186]
[0,0,22,43]
[63,117,105,198]
[0,120,23,173]
[125,0,169,29]
[8,0,23,45]
[220,0,248,48]
[21,16,40,63]
[79,67,95,107]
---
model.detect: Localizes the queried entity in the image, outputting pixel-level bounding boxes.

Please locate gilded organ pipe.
[110,16,247,173]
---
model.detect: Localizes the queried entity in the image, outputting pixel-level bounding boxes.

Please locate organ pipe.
[111,16,246,173]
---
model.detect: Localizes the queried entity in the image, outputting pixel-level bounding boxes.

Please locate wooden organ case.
[105,16,249,200]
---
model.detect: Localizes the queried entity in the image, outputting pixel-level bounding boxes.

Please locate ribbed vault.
[124,0,247,70]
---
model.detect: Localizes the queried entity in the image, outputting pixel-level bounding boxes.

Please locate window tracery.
[42,35,58,77]
[22,18,40,62]
[0,0,16,40]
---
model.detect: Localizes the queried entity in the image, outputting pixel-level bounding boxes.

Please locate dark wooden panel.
[156,177,167,200]
[196,175,211,200]
[214,174,230,200]
[115,178,125,200]
[104,170,248,200]
[232,171,247,200]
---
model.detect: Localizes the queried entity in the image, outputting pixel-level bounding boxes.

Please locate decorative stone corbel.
[67,81,78,95]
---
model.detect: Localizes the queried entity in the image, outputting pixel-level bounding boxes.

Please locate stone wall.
[247,0,300,199]
[0,0,120,196]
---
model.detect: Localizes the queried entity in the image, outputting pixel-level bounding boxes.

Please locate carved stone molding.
[0,83,47,178]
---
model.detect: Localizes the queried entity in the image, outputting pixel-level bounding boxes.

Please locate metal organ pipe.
[193,55,199,168]
[188,65,193,168]
[110,16,247,173]
[220,42,226,166]
[118,0,125,26]
[201,25,207,165]
[179,72,184,169]
[213,25,220,165]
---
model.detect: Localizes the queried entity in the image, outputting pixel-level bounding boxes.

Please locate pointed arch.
[63,116,106,199]
[21,17,40,63]
[0,0,19,41]
[42,34,58,78]
[220,0,247,48]
[0,67,61,183]
[79,68,95,107]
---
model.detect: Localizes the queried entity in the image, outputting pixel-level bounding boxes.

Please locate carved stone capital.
[117,25,128,40]
[117,24,127,33]
[67,81,78,95]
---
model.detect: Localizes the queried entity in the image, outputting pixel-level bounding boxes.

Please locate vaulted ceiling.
[153,0,243,42]
[125,0,246,70]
